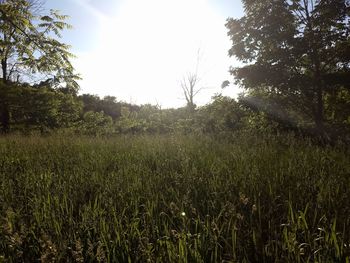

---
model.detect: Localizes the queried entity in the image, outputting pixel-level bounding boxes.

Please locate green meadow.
[0,134,349,262]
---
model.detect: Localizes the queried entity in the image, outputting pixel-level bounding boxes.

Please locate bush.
[78,111,114,136]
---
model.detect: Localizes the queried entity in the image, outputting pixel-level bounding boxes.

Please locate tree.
[100,96,122,120]
[226,0,350,136]
[180,49,203,112]
[80,111,113,136]
[79,94,122,120]
[0,0,79,132]
[0,81,82,132]
[197,94,247,134]
[180,72,201,112]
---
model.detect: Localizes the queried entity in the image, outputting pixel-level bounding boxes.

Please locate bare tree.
[181,72,201,112]
[180,49,203,112]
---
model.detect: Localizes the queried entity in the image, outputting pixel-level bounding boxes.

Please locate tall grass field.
[0,134,349,262]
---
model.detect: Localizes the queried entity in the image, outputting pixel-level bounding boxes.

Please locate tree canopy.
[0,0,79,132]
[226,0,350,136]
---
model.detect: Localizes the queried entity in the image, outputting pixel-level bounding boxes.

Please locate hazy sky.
[45,0,244,108]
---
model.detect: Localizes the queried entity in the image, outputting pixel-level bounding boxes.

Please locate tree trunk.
[302,1,326,137]
[0,102,10,133]
[1,58,10,133]
[313,61,325,137]
[314,85,324,134]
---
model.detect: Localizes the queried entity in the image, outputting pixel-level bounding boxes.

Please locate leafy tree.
[79,111,113,136]
[197,94,247,134]
[79,94,101,113]
[0,0,79,132]
[79,95,122,120]
[114,106,146,134]
[99,96,122,120]
[226,0,350,136]
[55,92,82,128]
[0,81,82,132]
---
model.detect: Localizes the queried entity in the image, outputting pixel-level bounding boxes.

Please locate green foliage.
[0,81,81,133]
[115,104,176,134]
[226,0,350,135]
[0,134,349,262]
[79,95,123,121]
[196,94,247,134]
[114,106,145,134]
[55,92,83,128]
[78,111,113,136]
[0,0,79,88]
[324,87,350,137]
[0,0,79,132]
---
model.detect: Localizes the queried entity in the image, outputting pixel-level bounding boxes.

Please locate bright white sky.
[47,0,244,108]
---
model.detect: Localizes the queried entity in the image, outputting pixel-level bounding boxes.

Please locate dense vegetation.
[225,0,350,140]
[0,134,349,262]
[0,0,349,262]
[0,0,349,140]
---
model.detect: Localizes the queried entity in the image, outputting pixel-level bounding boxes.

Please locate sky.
[45,0,244,108]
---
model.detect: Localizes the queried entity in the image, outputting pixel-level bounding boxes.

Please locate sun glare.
[75,0,236,107]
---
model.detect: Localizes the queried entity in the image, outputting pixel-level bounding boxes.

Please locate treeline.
[1,78,349,144]
[1,0,349,142]
[0,79,247,136]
